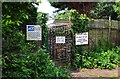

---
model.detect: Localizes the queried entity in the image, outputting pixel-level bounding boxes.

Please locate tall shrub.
[2,2,70,78]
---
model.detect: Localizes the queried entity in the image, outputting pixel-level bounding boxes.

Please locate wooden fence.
[87,19,120,49]
[48,19,120,48]
[48,19,120,66]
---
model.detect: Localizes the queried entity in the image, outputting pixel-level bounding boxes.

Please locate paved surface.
[71,67,119,77]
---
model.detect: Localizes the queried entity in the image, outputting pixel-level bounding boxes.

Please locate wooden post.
[118,21,120,45]
[34,41,41,52]
[108,16,111,43]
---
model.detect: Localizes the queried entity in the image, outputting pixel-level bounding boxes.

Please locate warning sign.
[56,36,65,43]
[26,25,42,40]
[75,32,88,45]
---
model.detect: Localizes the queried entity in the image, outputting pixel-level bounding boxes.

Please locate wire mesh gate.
[48,23,72,66]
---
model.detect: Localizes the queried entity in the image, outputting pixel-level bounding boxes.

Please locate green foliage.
[72,53,81,69]
[69,10,89,69]
[71,14,89,33]
[90,2,118,20]
[113,0,120,19]
[71,34,119,70]
[55,11,69,20]
[50,2,94,15]
[2,27,35,77]
[37,12,49,48]
[2,2,70,78]
[3,53,32,77]
[2,2,37,54]
[55,10,89,33]
[3,48,70,78]
[82,46,119,70]
[2,2,37,25]
[50,2,67,11]
[30,48,70,78]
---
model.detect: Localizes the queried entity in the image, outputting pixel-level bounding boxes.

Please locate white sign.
[75,32,88,45]
[56,36,65,43]
[26,25,42,40]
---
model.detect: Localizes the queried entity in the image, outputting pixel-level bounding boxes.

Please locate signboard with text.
[56,36,65,43]
[26,25,42,40]
[75,32,88,45]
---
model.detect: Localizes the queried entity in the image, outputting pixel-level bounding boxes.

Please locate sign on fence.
[26,25,42,40]
[56,36,65,43]
[75,32,88,45]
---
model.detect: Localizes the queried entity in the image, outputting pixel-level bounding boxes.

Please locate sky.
[35,0,58,18]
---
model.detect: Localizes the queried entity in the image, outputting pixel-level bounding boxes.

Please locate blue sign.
[28,26,34,31]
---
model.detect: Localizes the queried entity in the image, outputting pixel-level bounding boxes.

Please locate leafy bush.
[3,48,70,78]
[72,46,119,70]
[55,11,70,20]
[81,46,119,70]
[30,49,70,78]
[55,9,89,33]
[72,53,81,69]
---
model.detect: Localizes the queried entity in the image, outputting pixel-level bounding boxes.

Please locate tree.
[90,2,118,20]
[50,2,95,16]
[2,2,38,77]
[2,2,38,53]
[50,2,119,20]
[2,2,38,33]
[113,0,120,20]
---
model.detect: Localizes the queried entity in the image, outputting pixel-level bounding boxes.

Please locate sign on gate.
[26,25,42,40]
[75,32,88,45]
[56,36,65,43]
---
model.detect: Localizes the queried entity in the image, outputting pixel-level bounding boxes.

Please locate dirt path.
[70,67,119,78]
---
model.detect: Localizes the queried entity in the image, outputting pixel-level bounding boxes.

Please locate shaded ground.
[70,67,119,78]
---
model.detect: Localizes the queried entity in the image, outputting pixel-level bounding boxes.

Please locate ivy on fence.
[68,9,89,69]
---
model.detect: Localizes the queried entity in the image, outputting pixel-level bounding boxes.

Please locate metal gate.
[48,20,72,66]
